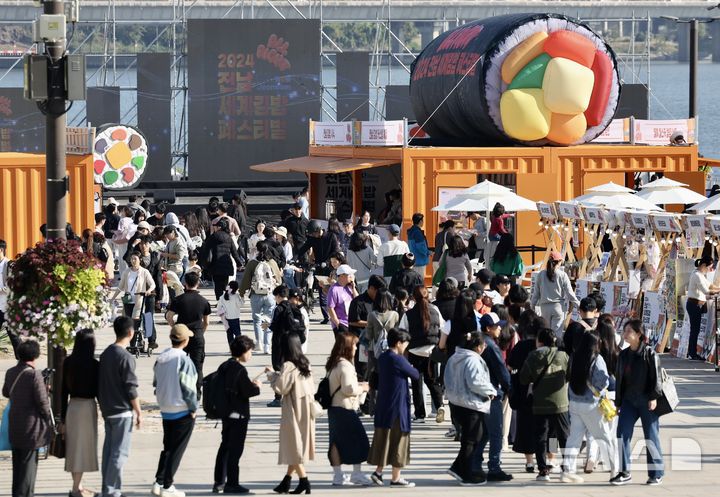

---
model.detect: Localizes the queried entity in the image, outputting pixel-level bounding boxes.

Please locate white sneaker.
[350,473,374,486]
[435,406,446,423]
[560,472,584,483]
[332,474,354,486]
[160,486,185,497]
[151,483,162,496]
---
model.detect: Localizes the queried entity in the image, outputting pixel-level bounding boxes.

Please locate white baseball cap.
[107,197,118,205]
[336,264,357,276]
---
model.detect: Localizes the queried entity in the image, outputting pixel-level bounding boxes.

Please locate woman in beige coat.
[266,334,315,494]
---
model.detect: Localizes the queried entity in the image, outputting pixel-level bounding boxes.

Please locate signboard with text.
[591,118,629,143]
[313,122,353,146]
[187,19,321,180]
[634,118,696,146]
[360,120,405,146]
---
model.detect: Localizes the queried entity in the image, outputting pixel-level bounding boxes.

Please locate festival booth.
[0,151,96,258]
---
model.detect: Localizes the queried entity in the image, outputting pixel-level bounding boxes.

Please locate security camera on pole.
[22,0,86,427]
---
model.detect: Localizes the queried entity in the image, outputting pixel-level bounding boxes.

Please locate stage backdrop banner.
[187,19,321,181]
[0,88,45,152]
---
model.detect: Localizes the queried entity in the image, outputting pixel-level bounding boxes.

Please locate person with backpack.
[266,285,307,408]
[388,253,424,296]
[151,325,198,497]
[239,242,282,353]
[211,335,261,495]
[266,334,316,495]
[444,331,497,485]
[399,286,445,424]
[218,281,243,348]
[520,327,570,482]
[325,332,374,486]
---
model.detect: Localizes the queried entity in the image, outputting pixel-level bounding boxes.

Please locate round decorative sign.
[92,125,148,190]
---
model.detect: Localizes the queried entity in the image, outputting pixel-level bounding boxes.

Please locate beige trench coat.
[271,361,316,465]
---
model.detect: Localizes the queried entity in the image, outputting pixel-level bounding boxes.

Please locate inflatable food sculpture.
[410,14,620,145]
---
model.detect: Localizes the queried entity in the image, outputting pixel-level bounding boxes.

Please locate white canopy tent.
[432,180,537,212]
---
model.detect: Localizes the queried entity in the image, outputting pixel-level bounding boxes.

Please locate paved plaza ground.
[1,287,719,496]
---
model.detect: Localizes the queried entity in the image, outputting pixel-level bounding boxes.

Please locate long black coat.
[206,231,243,277]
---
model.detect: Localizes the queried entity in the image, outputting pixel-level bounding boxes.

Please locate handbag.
[49,426,65,458]
[654,368,679,417]
[0,369,31,451]
[121,272,139,306]
[587,383,618,421]
[432,251,448,287]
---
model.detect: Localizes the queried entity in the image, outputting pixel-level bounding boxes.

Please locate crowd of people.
[1,191,672,497]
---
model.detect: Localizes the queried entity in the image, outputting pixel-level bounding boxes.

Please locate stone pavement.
[1,288,720,497]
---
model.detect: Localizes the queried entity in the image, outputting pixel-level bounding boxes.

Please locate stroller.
[126,294,153,358]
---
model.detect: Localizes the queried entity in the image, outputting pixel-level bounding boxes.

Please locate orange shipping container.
[0,153,95,258]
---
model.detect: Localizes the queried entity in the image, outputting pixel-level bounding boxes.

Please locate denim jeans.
[563,400,618,475]
[472,395,504,473]
[617,396,664,478]
[450,404,485,480]
[250,293,274,350]
[685,299,704,358]
[102,416,133,497]
[283,268,297,289]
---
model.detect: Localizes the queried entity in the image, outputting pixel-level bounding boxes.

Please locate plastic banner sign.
[630,212,650,229]
[651,214,683,233]
[591,118,630,143]
[313,122,353,146]
[537,202,557,220]
[634,118,696,146]
[583,206,607,225]
[707,216,720,236]
[360,120,405,146]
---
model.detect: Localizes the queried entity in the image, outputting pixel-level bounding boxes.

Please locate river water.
[2,61,719,159]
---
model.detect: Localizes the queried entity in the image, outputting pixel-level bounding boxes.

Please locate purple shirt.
[327,283,354,328]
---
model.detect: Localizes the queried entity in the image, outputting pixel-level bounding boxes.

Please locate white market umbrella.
[688,194,720,213]
[640,177,688,189]
[636,187,706,205]
[457,179,513,196]
[432,191,537,212]
[587,181,635,194]
[572,191,664,211]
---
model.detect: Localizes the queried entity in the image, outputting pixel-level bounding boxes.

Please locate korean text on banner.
[591,118,629,143]
[634,118,696,146]
[313,122,354,146]
[360,120,405,146]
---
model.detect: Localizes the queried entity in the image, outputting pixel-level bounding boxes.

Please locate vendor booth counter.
[0,153,95,257]
[252,143,702,267]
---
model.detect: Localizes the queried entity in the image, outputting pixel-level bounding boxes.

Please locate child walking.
[218,281,243,347]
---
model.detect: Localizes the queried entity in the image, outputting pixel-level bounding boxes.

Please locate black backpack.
[314,376,341,410]
[289,306,307,343]
[92,241,109,263]
[202,364,231,420]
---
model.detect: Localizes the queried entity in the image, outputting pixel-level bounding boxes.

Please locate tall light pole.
[662,15,719,120]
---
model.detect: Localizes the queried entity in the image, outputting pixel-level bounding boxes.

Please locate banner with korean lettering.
[591,118,629,143]
[633,118,696,146]
[360,121,405,146]
[312,122,353,146]
[187,20,321,180]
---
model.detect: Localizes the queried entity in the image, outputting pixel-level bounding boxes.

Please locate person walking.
[388,253,424,295]
[399,286,445,424]
[489,233,524,281]
[444,332,497,485]
[346,232,377,293]
[161,225,188,281]
[98,316,142,497]
[239,242,282,352]
[2,340,53,497]
[561,331,618,484]
[367,328,420,488]
[444,235,473,288]
[487,203,513,261]
[378,224,409,283]
[364,288,401,414]
[407,213,432,278]
[325,332,374,486]
[611,319,664,486]
[247,219,267,262]
[530,251,579,340]
[165,272,212,398]
[112,252,156,339]
[0,239,15,355]
[267,334,316,495]
[150,325,199,497]
[520,327,570,482]
[217,281,243,348]
[473,312,513,482]
[213,336,261,494]
[61,329,100,497]
[433,220,455,274]
[205,218,244,300]
[685,256,719,360]
[327,265,359,333]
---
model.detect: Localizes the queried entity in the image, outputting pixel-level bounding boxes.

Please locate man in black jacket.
[295,221,340,272]
[281,203,309,249]
[389,253,424,295]
[266,285,306,407]
[212,336,261,494]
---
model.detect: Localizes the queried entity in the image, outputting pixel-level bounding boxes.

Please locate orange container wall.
[0,153,95,258]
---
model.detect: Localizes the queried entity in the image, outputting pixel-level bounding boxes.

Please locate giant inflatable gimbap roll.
[410,14,620,145]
